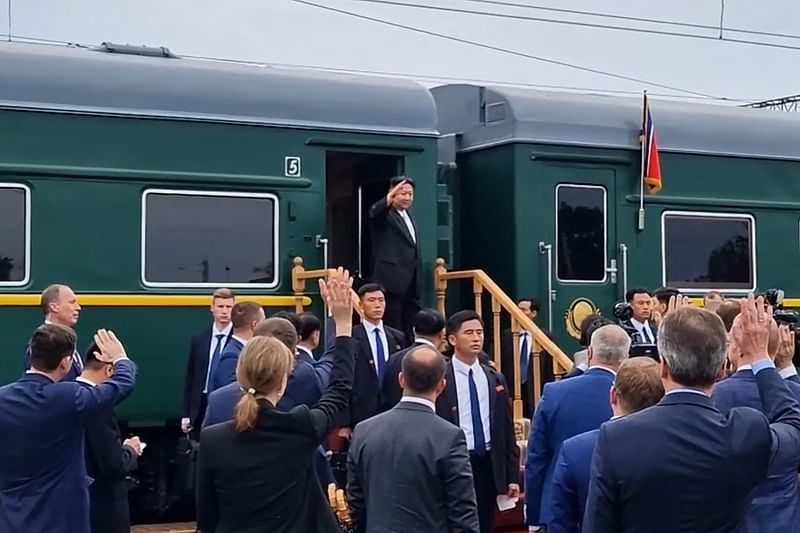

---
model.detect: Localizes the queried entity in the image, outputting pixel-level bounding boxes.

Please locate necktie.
[374,328,386,379]
[468,368,487,455]
[520,333,529,384]
[642,326,653,343]
[205,334,225,391]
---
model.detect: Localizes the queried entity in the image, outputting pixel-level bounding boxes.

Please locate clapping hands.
[320,267,354,337]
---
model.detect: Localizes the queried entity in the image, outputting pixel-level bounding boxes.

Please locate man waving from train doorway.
[368,176,421,341]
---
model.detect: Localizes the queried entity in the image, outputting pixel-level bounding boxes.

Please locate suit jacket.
[621,318,657,343]
[182,326,233,422]
[23,341,83,382]
[347,401,480,533]
[209,338,244,393]
[583,366,800,533]
[0,360,137,533]
[367,198,420,297]
[436,361,519,491]
[344,323,405,427]
[787,373,800,385]
[712,370,800,533]
[548,428,599,533]
[525,366,615,526]
[196,337,354,533]
[80,380,139,533]
[380,340,431,411]
[500,328,555,401]
[562,366,585,380]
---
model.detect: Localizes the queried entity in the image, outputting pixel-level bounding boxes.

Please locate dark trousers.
[191,394,208,440]
[385,285,420,343]
[470,452,497,533]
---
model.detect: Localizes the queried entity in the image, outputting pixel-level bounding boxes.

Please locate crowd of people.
[2,173,800,533]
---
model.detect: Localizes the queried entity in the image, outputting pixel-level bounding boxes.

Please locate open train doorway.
[324,151,403,287]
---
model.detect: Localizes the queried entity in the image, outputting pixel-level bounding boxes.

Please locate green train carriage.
[0,41,445,517]
[432,83,800,354]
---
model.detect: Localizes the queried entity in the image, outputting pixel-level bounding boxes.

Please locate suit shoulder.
[562,428,600,454]
[200,419,235,439]
[786,379,800,399]
[209,382,239,400]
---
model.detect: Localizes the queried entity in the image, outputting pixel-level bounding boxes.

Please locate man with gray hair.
[525,325,630,531]
[23,284,83,381]
[584,296,800,533]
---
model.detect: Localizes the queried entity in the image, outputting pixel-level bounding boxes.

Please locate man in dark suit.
[712,320,800,533]
[0,325,136,533]
[208,301,265,392]
[203,317,335,487]
[381,308,446,411]
[338,283,406,440]
[78,343,144,533]
[297,312,322,364]
[583,296,800,533]
[348,345,480,533]
[622,287,657,343]
[548,358,664,533]
[180,288,234,436]
[23,284,83,381]
[435,310,519,533]
[368,175,420,339]
[525,324,631,531]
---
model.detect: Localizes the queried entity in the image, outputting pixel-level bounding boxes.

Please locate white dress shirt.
[452,355,492,451]
[630,318,655,343]
[364,320,390,368]
[397,209,416,243]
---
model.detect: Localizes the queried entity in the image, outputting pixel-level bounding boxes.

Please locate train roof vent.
[90,42,179,58]
[484,101,507,123]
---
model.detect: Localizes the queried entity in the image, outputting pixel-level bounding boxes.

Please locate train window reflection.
[555,184,607,282]
[0,185,30,286]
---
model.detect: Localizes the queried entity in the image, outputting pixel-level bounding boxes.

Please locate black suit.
[621,318,658,343]
[380,339,431,411]
[182,326,233,431]
[196,336,354,533]
[343,323,406,428]
[80,380,138,533]
[347,400,481,533]
[500,328,555,417]
[584,364,800,533]
[436,360,519,533]
[368,198,421,339]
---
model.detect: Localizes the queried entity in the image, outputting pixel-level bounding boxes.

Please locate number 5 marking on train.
[285,156,302,177]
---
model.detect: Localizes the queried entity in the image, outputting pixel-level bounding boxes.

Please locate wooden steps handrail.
[291,257,364,318]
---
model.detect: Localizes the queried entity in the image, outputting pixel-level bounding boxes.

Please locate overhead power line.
[345,0,800,52]
[461,0,800,42]
[291,0,725,99]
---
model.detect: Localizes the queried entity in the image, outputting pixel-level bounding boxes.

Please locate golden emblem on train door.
[565,298,599,339]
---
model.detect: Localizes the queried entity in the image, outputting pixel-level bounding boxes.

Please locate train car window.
[0,184,30,286]
[555,184,607,282]
[661,211,755,291]
[142,189,279,288]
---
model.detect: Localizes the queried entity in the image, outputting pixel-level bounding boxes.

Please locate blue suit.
[208,337,244,393]
[525,366,614,527]
[712,369,800,533]
[548,428,599,533]
[0,360,137,533]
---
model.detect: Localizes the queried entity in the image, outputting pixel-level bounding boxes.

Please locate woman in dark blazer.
[196,269,355,533]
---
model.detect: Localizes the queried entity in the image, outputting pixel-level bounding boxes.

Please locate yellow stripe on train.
[686,297,800,308]
[0,294,311,307]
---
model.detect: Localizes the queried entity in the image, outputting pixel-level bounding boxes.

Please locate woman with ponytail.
[196,268,355,533]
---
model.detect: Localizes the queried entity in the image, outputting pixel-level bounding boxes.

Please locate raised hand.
[775,324,796,370]
[320,267,354,335]
[386,179,408,208]
[664,294,690,317]
[92,329,128,363]
[731,295,772,365]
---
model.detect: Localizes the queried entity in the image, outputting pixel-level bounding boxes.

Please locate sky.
[3,0,800,106]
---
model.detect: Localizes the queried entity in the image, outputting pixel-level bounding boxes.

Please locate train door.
[538,166,621,350]
[322,151,404,285]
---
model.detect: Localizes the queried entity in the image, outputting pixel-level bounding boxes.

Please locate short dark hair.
[357,283,385,298]
[83,341,110,370]
[413,309,446,337]
[271,311,301,335]
[232,302,264,330]
[401,345,445,394]
[447,310,484,335]
[578,314,614,346]
[298,312,322,341]
[30,324,76,372]
[653,287,681,306]
[519,297,539,312]
[389,175,415,189]
[626,288,652,302]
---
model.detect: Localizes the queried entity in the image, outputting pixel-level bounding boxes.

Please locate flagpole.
[638,90,647,232]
